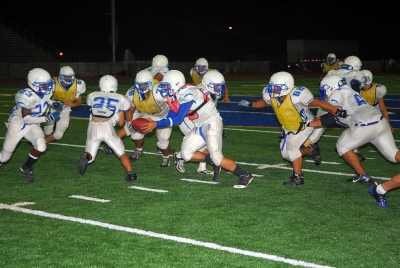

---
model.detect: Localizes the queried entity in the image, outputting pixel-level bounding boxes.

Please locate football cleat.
[309,143,322,165]
[369,182,388,208]
[173,153,185,173]
[346,173,372,183]
[283,173,304,186]
[129,150,143,162]
[156,146,162,154]
[160,157,170,167]
[125,171,138,182]
[20,165,35,182]
[210,162,221,181]
[101,144,114,155]
[233,171,254,188]
[197,169,214,175]
[78,152,89,175]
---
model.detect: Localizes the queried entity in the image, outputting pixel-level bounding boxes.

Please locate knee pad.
[0,149,13,163]
[156,140,169,150]
[131,131,145,141]
[181,149,195,162]
[54,127,67,140]
[36,138,47,152]
[43,124,54,136]
[210,152,223,166]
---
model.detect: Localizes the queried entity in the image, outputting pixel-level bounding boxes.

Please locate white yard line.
[0,202,335,268]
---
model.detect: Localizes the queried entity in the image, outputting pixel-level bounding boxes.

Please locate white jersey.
[328,85,383,127]
[330,85,398,162]
[87,91,132,126]
[143,66,169,78]
[9,87,53,124]
[176,84,221,127]
[327,69,365,90]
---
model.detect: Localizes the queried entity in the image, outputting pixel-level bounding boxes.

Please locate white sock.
[376,184,387,195]
[198,162,207,171]
[136,148,143,151]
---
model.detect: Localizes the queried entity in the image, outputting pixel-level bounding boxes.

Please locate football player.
[190,57,230,103]
[360,70,393,134]
[77,75,137,182]
[238,71,348,186]
[103,69,173,167]
[304,56,366,161]
[142,70,254,189]
[0,68,60,182]
[189,58,230,173]
[319,53,340,81]
[316,75,400,185]
[173,70,226,174]
[44,66,86,144]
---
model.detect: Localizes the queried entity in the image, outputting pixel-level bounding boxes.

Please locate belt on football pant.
[355,116,383,127]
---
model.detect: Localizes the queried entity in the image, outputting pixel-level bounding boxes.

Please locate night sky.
[2,1,399,62]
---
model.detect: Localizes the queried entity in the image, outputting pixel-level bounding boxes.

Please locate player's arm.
[378,97,394,133]
[22,107,60,124]
[221,86,230,103]
[238,98,269,108]
[116,111,125,127]
[142,101,193,132]
[309,98,345,116]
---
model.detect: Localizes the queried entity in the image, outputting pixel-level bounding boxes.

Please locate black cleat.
[283,173,304,186]
[309,143,322,165]
[125,171,138,181]
[346,173,372,183]
[210,162,221,181]
[222,130,227,139]
[233,171,254,188]
[160,157,170,167]
[130,150,143,162]
[101,144,114,155]
[78,152,88,175]
[20,165,35,182]
[369,182,388,208]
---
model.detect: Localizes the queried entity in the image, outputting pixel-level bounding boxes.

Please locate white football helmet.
[319,75,345,100]
[152,55,169,68]
[201,70,226,99]
[341,56,362,71]
[99,75,118,92]
[267,71,294,98]
[134,70,153,94]
[195,58,209,76]
[326,53,336,66]
[59,66,75,87]
[362,70,373,86]
[27,68,55,95]
[157,70,185,96]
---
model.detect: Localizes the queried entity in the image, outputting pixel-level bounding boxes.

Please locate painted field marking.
[128,186,168,193]
[0,202,335,268]
[69,195,110,202]
[180,178,219,184]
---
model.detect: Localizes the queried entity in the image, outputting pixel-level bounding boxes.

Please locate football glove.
[126,121,137,134]
[335,109,347,118]
[45,111,60,122]
[238,100,252,107]
[52,101,63,111]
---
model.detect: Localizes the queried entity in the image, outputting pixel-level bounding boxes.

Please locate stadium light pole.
[111,0,116,63]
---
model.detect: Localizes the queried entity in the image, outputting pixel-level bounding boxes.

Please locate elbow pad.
[23,115,47,124]
[320,113,336,127]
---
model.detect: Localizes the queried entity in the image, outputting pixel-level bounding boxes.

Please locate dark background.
[2,1,398,62]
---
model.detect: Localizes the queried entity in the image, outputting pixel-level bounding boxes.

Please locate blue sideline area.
[71,95,400,128]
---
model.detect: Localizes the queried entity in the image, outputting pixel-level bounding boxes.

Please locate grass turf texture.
[0,73,400,267]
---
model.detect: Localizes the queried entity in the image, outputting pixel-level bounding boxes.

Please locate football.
[131,118,149,133]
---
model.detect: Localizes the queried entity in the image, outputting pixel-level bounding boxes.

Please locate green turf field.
[0,73,399,267]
